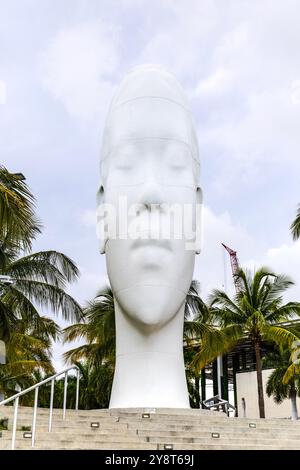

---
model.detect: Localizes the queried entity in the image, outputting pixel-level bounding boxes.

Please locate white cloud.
[291,80,300,105]
[0,80,6,105]
[38,1,300,175]
[195,67,234,96]
[69,266,109,300]
[134,1,300,175]
[245,241,300,302]
[196,27,300,171]
[136,0,221,80]
[39,21,119,121]
[79,209,97,228]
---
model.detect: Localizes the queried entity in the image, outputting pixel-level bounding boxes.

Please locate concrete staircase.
[1,406,300,450]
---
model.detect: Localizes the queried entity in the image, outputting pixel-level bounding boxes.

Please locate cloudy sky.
[1,0,300,369]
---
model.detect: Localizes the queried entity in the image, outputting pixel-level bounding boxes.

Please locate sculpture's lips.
[131,238,172,252]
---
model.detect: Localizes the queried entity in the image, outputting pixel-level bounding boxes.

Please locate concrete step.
[2,420,300,435]
[0,440,159,450]
[163,443,300,450]
[3,414,299,428]
[2,406,299,427]
[1,406,300,450]
[2,438,300,451]
[1,409,226,422]
[2,430,300,446]
[3,426,300,441]
[0,406,217,416]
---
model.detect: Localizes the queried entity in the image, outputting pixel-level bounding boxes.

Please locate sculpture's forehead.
[110,65,189,110]
[101,98,198,161]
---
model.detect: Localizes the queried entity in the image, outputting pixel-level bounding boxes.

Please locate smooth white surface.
[98,65,201,408]
[236,369,300,418]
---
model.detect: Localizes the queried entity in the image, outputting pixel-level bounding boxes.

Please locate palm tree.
[0,166,41,251]
[265,346,300,420]
[0,240,82,343]
[0,167,83,402]
[184,281,234,406]
[291,204,300,241]
[0,316,59,400]
[39,361,114,410]
[63,287,115,408]
[184,281,235,371]
[0,240,82,400]
[210,267,300,418]
[63,286,115,366]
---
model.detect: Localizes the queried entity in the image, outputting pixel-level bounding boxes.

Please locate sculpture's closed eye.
[116,163,133,170]
[169,159,186,170]
[115,155,135,170]
[164,143,189,170]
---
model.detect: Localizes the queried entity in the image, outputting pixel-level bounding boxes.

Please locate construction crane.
[222,243,243,293]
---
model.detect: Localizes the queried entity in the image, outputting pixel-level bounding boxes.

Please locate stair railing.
[0,365,80,449]
[202,394,236,416]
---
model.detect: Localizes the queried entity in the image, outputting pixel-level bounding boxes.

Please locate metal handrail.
[0,365,80,449]
[202,394,236,416]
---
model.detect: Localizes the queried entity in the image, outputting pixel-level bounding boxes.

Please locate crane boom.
[222,243,243,293]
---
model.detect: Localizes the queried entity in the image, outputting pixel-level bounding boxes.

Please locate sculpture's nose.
[139,172,164,209]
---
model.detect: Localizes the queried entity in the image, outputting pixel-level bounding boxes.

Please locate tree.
[34,361,114,410]
[63,286,115,367]
[0,168,82,342]
[210,267,300,418]
[291,204,300,241]
[265,345,300,420]
[0,168,82,401]
[0,242,82,344]
[0,166,41,251]
[0,244,82,399]
[184,281,234,407]
[63,287,115,408]
[0,316,59,401]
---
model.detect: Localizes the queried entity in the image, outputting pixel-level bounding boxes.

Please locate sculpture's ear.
[195,186,203,254]
[97,184,106,254]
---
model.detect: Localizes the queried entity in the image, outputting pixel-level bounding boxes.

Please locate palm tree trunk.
[290,386,298,421]
[254,341,265,418]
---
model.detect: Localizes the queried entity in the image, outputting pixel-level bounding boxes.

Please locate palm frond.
[0,166,41,250]
[291,204,300,241]
[263,326,300,349]
[11,280,83,322]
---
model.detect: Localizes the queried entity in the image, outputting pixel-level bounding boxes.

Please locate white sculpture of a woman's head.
[98,65,202,408]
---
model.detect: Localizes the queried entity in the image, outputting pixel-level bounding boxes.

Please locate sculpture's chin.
[115,284,186,330]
